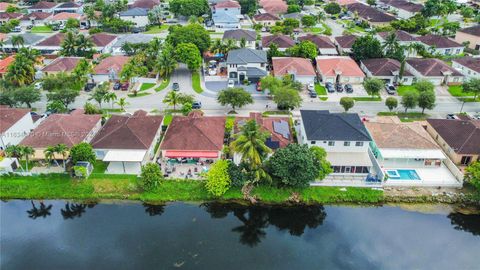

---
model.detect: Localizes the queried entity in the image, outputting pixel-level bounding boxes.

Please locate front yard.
[30,25,53,33]
[448,85,479,102]
[378,112,429,122]
[397,85,418,96]
[192,71,203,93]
[144,25,169,34]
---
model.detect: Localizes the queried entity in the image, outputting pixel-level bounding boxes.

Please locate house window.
[311,140,316,144]
[328,141,335,146]
[455,49,461,54]
[453,77,459,82]
[261,63,265,67]
[355,142,364,147]
[461,156,472,165]
[344,141,350,146]
[445,48,451,55]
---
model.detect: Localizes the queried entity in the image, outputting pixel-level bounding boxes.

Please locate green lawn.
[192,71,203,93]
[144,25,169,34]
[139,83,156,91]
[352,96,382,101]
[102,108,124,113]
[128,92,151,98]
[163,113,173,125]
[314,84,327,95]
[30,25,53,33]
[397,85,418,96]
[448,85,479,102]
[262,110,291,116]
[304,27,323,33]
[155,77,170,92]
[378,112,429,122]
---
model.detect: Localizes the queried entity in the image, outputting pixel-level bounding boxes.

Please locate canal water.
[1,200,479,270]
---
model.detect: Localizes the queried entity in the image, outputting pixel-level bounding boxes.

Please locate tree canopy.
[352,35,383,61]
[70,142,96,164]
[286,40,318,60]
[166,24,211,53]
[175,43,202,70]
[205,159,231,196]
[169,0,210,17]
[363,78,384,98]
[217,87,254,111]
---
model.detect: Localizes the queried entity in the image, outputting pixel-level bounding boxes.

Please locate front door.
[461,156,472,165]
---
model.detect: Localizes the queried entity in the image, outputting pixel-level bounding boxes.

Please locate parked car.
[227,79,235,88]
[256,81,262,91]
[307,83,314,91]
[12,26,21,32]
[120,82,129,91]
[84,82,96,92]
[446,114,458,120]
[325,82,335,93]
[208,69,216,76]
[335,84,344,92]
[192,101,202,109]
[385,83,396,95]
[345,84,353,93]
[113,82,121,90]
[309,90,317,98]
[26,25,33,30]
[172,82,179,91]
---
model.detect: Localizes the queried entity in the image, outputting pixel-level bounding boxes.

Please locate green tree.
[13,86,41,108]
[155,44,177,78]
[260,75,283,93]
[65,18,80,29]
[175,43,202,70]
[464,161,480,191]
[217,87,254,112]
[267,43,284,61]
[283,18,300,28]
[46,100,68,113]
[70,142,96,165]
[273,87,302,110]
[414,80,435,93]
[460,7,474,19]
[385,97,398,111]
[163,91,194,110]
[382,32,400,58]
[5,48,40,86]
[60,31,95,58]
[401,91,418,113]
[462,78,480,101]
[116,97,129,111]
[169,0,210,17]
[205,159,231,196]
[267,144,321,187]
[11,35,24,49]
[417,89,436,113]
[46,88,80,109]
[166,23,211,53]
[422,0,457,17]
[84,102,101,114]
[324,2,341,14]
[351,35,383,61]
[43,146,57,168]
[301,15,316,27]
[363,78,384,98]
[286,40,318,60]
[287,4,301,13]
[104,92,117,108]
[182,101,193,115]
[139,163,164,191]
[21,146,34,172]
[238,0,258,15]
[309,146,333,180]
[89,83,110,108]
[340,97,354,112]
[367,0,376,6]
[54,143,69,170]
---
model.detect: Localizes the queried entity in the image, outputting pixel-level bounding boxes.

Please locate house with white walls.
[406,58,464,86]
[226,48,268,83]
[0,107,35,150]
[452,57,480,79]
[119,7,149,27]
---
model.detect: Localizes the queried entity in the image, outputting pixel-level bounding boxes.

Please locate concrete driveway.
[205,81,261,95]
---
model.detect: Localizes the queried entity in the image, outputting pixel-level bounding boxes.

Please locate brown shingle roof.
[253,12,280,21]
[262,34,295,48]
[272,57,316,76]
[299,34,335,49]
[21,11,52,21]
[417,34,462,48]
[334,35,357,49]
[379,0,423,12]
[28,1,58,9]
[42,57,82,73]
[93,55,130,75]
[161,113,226,151]
[366,122,439,149]
[91,111,163,150]
[20,111,101,148]
[346,2,396,22]
[458,25,480,37]
[90,33,117,47]
[0,12,22,19]
[0,106,31,133]
[51,12,81,21]
[361,58,413,76]
[378,30,417,42]
[452,56,480,73]
[427,118,480,154]
[406,58,463,77]
[36,32,65,47]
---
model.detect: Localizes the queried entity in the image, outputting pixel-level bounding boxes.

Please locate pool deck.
[383,166,462,188]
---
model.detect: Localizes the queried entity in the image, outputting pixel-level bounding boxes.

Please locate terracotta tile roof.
[417,34,462,48]
[346,2,396,22]
[334,35,357,49]
[427,118,480,154]
[56,2,81,9]
[41,57,81,73]
[130,0,159,9]
[253,12,280,21]
[316,56,365,77]
[406,58,463,77]
[458,25,480,37]
[93,55,130,75]
[0,33,6,41]
[21,11,52,20]
[379,0,423,12]
[0,55,14,74]
[36,33,65,47]
[0,2,13,11]
[90,33,117,47]
[262,34,295,48]
[378,30,417,42]
[91,111,163,150]
[20,111,101,148]
[28,1,58,9]
[361,58,413,76]
[336,0,359,5]
[0,12,22,19]
[452,56,480,74]
[215,0,241,8]
[261,0,288,14]
[0,106,30,133]
[366,122,439,149]
[272,57,316,76]
[51,12,81,21]
[299,34,335,49]
[161,113,226,151]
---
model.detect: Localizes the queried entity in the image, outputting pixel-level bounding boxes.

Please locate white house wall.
[0,113,34,150]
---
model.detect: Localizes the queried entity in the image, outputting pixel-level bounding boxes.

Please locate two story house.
[226,48,268,83]
[211,0,241,29]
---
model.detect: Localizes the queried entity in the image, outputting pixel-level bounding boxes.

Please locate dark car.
[192,101,202,109]
[385,83,396,95]
[172,82,179,91]
[309,90,317,98]
[325,82,335,93]
[256,81,262,91]
[121,82,129,91]
[113,82,121,90]
[345,84,353,93]
[84,82,96,92]
[335,84,344,92]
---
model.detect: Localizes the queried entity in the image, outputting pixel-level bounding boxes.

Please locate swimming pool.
[385,169,421,180]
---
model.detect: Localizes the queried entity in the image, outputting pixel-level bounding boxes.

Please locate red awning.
[165,151,219,158]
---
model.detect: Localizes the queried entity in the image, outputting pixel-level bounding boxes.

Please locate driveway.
[205,81,265,96]
[325,84,369,101]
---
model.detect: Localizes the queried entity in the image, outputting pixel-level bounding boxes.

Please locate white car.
[208,69,216,76]
[227,79,235,88]
[307,83,314,91]
[34,82,42,90]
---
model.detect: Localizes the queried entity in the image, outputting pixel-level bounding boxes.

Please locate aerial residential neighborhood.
[0,0,479,268]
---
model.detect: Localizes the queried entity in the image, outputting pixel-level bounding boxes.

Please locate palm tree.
[11,35,24,49]
[104,92,117,108]
[21,146,35,172]
[0,39,5,53]
[240,37,246,48]
[382,32,399,57]
[60,31,77,56]
[116,97,129,111]
[224,38,239,54]
[43,146,56,168]
[54,144,69,170]
[163,90,182,110]
[75,34,95,57]
[155,51,177,78]
[5,145,25,171]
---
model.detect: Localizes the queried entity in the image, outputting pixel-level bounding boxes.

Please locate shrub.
[340,97,354,112]
[324,2,341,14]
[227,161,249,187]
[465,162,480,191]
[205,160,231,196]
[140,163,164,191]
[70,142,96,165]
[385,97,398,111]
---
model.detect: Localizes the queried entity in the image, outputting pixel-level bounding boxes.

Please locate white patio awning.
[380,149,445,159]
[103,150,146,162]
[327,152,372,167]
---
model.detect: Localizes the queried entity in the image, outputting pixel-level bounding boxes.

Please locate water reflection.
[26,201,52,219]
[448,212,480,236]
[201,203,327,246]
[61,203,96,220]
[143,203,166,216]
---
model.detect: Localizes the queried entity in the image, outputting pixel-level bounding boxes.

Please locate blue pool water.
[386,169,421,180]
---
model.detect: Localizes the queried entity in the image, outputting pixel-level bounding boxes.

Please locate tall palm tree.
[11,35,24,49]
[54,144,69,170]
[43,146,56,168]
[75,34,95,57]
[116,97,129,111]
[163,90,182,110]
[382,32,399,57]
[224,39,239,54]
[60,31,77,56]
[5,145,25,171]
[22,146,35,172]
[104,92,117,108]
[155,52,177,78]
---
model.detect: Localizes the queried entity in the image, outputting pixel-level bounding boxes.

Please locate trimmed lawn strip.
[315,84,327,95]
[30,25,53,33]
[192,71,203,93]
[163,113,173,125]
[144,25,168,33]
[155,77,170,92]
[352,96,382,101]
[378,112,428,122]
[139,83,156,91]
[448,85,479,102]
[0,175,384,204]
[128,92,151,98]
[397,85,417,96]
[262,110,291,116]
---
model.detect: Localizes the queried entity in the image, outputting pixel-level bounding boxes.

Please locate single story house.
[253,12,280,27]
[299,34,338,55]
[48,12,82,25]
[119,7,149,27]
[20,11,52,26]
[226,48,268,83]
[379,0,423,19]
[92,55,130,82]
[20,110,102,160]
[426,117,480,166]
[0,107,35,150]
[334,35,357,54]
[405,58,464,85]
[377,30,419,57]
[34,32,65,54]
[111,33,155,55]
[455,25,480,51]
[272,57,316,84]
[261,34,295,51]
[2,33,46,53]
[27,1,58,13]
[130,0,160,10]
[223,29,257,49]
[53,2,82,14]
[452,57,480,79]
[160,112,226,161]
[40,56,82,78]
[360,58,414,85]
[316,56,365,84]
[91,110,163,174]
[366,121,460,187]
[346,2,396,26]
[417,34,464,56]
[0,12,23,24]
[90,33,118,53]
[0,2,14,12]
[0,55,14,78]
[297,110,373,178]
